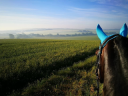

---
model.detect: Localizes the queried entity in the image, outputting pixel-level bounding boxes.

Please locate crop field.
[53,36,99,40]
[0,38,103,96]
[33,36,99,40]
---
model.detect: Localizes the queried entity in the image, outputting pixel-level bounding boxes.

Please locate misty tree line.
[9,31,118,39]
[9,34,44,39]
[9,34,15,39]
[9,32,97,39]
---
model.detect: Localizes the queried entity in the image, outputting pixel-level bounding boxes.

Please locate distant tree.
[47,34,53,37]
[57,33,59,36]
[66,34,71,36]
[9,34,14,39]
[17,34,30,39]
[82,33,85,35]
[41,34,44,37]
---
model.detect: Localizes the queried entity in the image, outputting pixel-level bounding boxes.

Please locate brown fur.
[96,36,128,96]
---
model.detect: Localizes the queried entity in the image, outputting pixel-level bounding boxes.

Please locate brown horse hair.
[96,35,128,96]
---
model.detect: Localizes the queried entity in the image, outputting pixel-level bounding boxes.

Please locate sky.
[0,0,128,30]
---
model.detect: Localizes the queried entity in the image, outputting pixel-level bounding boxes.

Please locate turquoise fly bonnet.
[96,23,127,44]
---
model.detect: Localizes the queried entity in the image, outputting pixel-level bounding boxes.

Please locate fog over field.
[0,28,120,39]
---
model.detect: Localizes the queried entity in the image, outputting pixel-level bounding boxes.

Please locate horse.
[95,23,128,96]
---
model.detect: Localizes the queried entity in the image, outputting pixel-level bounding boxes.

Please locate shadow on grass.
[0,47,98,96]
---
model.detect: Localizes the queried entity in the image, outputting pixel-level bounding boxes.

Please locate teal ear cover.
[96,24,108,43]
[120,23,127,37]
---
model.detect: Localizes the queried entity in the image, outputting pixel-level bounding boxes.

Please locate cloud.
[0,14,127,30]
[0,11,128,31]
[0,7,37,11]
[68,7,128,19]
[19,8,37,11]
[112,10,117,12]
[0,14,92,30]
[88,0,128,9]
[89,0,107,4]
[115,3,128,9]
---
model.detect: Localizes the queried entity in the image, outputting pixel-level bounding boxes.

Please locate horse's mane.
[114,35,128,79]
[104,35,128,96]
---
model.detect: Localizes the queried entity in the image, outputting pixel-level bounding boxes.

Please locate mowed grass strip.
[0,39,100,96]
[10,55,103,96]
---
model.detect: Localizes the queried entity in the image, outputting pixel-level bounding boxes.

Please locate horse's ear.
[96,24,108,43]
[119,23,127,37]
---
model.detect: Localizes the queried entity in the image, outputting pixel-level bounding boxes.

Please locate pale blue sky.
[0,0,128,30]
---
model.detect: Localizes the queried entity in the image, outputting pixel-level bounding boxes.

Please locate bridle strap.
[95,34,120,96]
[100,34,120,49]
[95,52,100,96]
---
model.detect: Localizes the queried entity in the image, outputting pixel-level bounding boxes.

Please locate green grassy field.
[0,37,103,96]
[36,36,99,40]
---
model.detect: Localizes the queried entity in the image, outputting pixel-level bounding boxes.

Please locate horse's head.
[95,23,128,83]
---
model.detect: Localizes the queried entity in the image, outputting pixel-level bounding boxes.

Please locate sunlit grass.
[0,39,102,96]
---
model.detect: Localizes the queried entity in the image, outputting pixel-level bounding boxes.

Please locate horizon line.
[0,28,121,31]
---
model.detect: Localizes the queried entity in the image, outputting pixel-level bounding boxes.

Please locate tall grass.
[0,39,101,96]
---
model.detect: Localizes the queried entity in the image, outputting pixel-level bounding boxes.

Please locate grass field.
[0,37,103,96]
[35,36,99,40]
